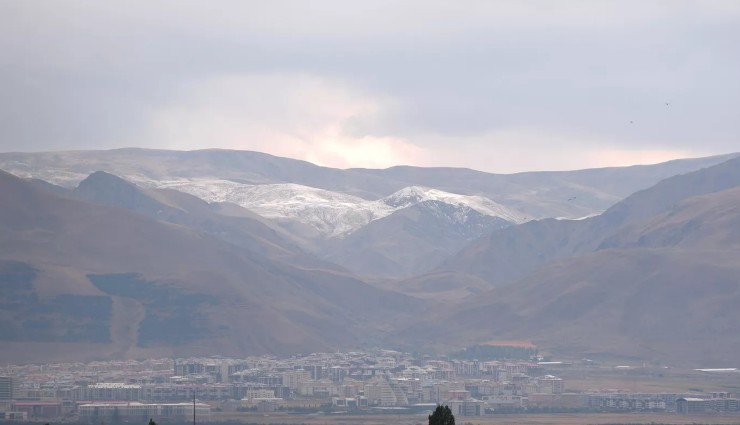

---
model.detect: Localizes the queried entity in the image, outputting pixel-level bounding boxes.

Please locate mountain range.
[1,148,740,366]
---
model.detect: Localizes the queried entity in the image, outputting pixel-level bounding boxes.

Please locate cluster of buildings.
[1,350,739,422]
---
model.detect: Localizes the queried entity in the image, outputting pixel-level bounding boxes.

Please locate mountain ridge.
[3,148,737,219]
[436,155,740,288]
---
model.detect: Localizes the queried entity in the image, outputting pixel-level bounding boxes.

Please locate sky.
[1,1,739,173]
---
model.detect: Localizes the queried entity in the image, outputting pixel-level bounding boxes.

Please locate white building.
[78,402,211,422]
[282,370,311,390]
[447,398,485,416]
[244,389,275,401]
[88,383,142,401]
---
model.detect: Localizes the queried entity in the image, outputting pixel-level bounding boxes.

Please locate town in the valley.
[1,346,739,423]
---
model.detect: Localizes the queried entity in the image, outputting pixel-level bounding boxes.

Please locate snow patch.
[555,213,602,221]
[156,180,526,237]
[382,186,525,223]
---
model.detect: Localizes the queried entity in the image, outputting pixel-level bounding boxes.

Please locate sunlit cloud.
[304,128,428,170]
[145,74,428,169]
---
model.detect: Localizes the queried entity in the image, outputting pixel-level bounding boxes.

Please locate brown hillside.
[397,186,740,366]
[0,169,424,363]
[437,156,740,288]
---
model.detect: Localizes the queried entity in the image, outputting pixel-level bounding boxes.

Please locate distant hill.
[2,148,736,222]
[350,153,740,218]
[0,169,425,364]
[437,156,740,288]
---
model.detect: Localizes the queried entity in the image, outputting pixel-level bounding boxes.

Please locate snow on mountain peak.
[383,186,526,224]
[155,179,525,237]
[157,180,394,237]
[382,186,433,208]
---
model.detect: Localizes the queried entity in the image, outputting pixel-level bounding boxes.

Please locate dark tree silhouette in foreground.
[429,404,455,425]
[148,419,157,425]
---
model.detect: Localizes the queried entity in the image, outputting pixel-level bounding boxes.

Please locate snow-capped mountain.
[382,186,525,223]
[2,148,737,225]
[158,180,393,237]
[157,180,525,237]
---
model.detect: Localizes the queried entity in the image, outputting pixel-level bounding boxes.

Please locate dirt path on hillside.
[108,296,145,358]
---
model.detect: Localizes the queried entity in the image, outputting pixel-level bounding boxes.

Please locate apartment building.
[244,389,275,401]
[78,402,211,422]
[535,375,564,394]
[282,370,310,390]
[677,397,707,414]
[0,377,15,401]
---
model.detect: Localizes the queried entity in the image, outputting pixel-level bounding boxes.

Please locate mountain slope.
[401,248,740,366]
[323,201,512,278]
[438,156,740,287]
[397,184,740,366]
[159,180,395,237]
[0,169,424,363]
[72,171,330,268]
[600,187,740,251]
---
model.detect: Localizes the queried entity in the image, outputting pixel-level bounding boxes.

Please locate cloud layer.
[1,1,738,172]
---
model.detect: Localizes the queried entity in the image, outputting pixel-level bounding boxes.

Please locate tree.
[148,419,157,425]
[429,405,455,425]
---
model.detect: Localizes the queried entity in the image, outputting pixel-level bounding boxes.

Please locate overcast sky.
[1,1,738,172]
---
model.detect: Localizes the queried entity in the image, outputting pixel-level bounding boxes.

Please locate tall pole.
[193,388,196,425]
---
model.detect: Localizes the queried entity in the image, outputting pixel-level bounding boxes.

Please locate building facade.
[78,402,211,422]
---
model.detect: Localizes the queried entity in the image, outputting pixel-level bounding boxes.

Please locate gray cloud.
[1,0,738,172]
